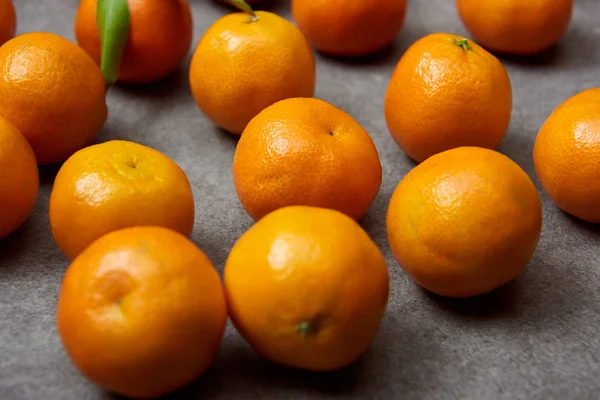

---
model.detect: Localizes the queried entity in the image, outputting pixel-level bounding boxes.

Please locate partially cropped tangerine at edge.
[75,0,193,84]
[534,88,600,223]
[457,0,574,55]
[225,206,389,372]
[292,0,408,56]
[0,116,39,240]
[232,97,382,221]
[0,32,107,165]
[57,226,227,399]
[387,147,542,298]
[0,0,16,46]
[384,33,512,163]
[49,140,195,260]
[189,10,316,135]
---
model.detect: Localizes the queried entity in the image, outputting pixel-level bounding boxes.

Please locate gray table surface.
[2,0,600,399]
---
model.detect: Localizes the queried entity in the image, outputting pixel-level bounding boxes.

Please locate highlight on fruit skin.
[56,226,227,399]
[224,205,390,372]
[533,88,600,223]
[189,2,316,135]
[456,0,574,55]
[387,146,542,298]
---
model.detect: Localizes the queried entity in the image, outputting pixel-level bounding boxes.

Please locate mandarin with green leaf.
[75,0,193,84]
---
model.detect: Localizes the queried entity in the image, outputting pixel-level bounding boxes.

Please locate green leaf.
[96,0,131,87]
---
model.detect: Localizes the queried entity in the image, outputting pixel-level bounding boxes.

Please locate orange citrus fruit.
[49,140,195,260]
[534,88,600,223]
[75,0,193,84]
[387,147,542,298]
[384,33,512,163]
[57,226,227,399]
[0,0,16,46]
[189,10,315,135]
[457,0,574,55]
[225,206,389,371]
[232,97,382,221]
[291,0,407,56]
[0,116,39,239]
[0,32,107,165]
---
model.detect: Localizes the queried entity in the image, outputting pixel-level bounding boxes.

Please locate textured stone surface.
[1,0,599,399]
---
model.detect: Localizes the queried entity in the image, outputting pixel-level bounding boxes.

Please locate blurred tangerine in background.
[457,0,574,55]
[291,0,407,56]
[0,0,16,45]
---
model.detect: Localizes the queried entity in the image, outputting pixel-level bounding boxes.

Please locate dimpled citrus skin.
[233,97,382,221]
[49,140,195,260]
[534,88,600,223]
[57,226,227,399]
[76,0,193,84]
[291,0,407,56]
[189,11,315,135]
[384,33,512,163]
[387,147,542,298]
[0,0,16,46]
[457,0,573,55]
[0,32,107,165]
[0,117,39,239]
[225,206,389,371]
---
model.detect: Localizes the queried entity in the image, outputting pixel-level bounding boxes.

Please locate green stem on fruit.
[455,38,470,52]
[297,321,315,338]
[228,0,258,22]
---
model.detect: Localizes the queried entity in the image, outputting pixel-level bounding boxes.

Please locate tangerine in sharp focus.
[232,97,382,221]
[0,0,16,46]
[534,88,600,223]
[57,226,227,399]
[387,147,542,298]
[49,140,195,260]
[0,32,107,165]
[291,0,407,56]
[189,10,315,135]
[384,33,512,163]
[457,0,574,55]
[224,206,389,371]
[0,117,39,240]
[75,0,193,84]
